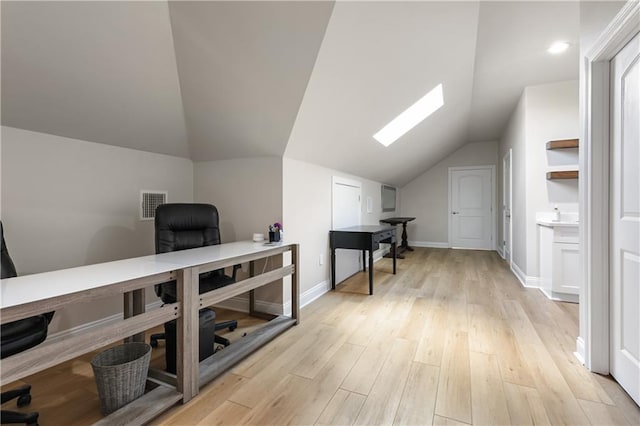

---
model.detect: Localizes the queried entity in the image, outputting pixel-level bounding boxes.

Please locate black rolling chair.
[149,204,239,362]
[1,222,54,426]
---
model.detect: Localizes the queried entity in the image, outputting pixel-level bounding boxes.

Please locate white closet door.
[610,32,640,406]
[332,177,361,284]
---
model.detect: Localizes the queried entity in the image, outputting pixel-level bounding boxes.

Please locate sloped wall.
[0,126,194,333]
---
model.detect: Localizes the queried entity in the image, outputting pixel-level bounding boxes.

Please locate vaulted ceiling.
[1,1,581,187]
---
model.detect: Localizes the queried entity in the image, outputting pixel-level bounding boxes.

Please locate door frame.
[502,149,513,267]
[447,165,496,250]
[580,1,639,373]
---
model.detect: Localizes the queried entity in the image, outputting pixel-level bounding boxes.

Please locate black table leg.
[331,248,336,290]
[368,246,374,295]
[392,240,397,274]
[401,221,413,251]
[362,250,367,272]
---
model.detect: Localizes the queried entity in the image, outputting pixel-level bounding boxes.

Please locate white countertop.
[1,241,292,310]
[536,211,579,228]
[537,219,579,228]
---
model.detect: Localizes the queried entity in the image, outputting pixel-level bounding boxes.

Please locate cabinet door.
[552,242,580,295]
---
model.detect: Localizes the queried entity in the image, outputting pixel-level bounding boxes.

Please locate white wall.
[0,126,194,333]
[498,80,579,280]
[524,81,579,276]
[282,157,396,301]
[194,157,284,305]
[499,94,527,270]
[400,141,498,246]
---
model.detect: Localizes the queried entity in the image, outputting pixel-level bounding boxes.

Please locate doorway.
[503,150,512,265]
[448,165,495,250]
[332,176,362,284]
[582,0,639,405]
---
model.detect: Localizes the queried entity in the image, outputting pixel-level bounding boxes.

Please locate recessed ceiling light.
[548,41,570,54]
[374,83,444,147]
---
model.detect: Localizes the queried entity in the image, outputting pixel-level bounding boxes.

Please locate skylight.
[373,83,444,147]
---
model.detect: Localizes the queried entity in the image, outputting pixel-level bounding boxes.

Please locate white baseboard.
[527,276,540,288]
[215,297,285,316]
[47,300,163,343]
[409,240,449,248]
[497,246,505,259]
[510,262,540,289]
[539,287,579,304]
[575,337,586,365]
[300,279,331,308]
[215,279,333,317]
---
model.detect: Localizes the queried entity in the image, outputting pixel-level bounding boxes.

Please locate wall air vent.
[140,191,167,220]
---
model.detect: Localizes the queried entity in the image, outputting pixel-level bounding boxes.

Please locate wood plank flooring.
[2,248,639,425]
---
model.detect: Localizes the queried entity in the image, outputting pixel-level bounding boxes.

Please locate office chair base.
[1,385,31,405]
[1,410,39,426]
[214,334,231,347]
[149,333,162,348]
[216,319,237,332]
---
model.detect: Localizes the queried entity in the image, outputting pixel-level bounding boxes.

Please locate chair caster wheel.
[150,339,158,348]
[228,326,237,331]
[17,393,32,407]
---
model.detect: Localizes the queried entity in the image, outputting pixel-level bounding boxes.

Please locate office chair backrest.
[155,204,221,254]
[154,204,226,302]
[1,221,18,279]
[0,221,54,357]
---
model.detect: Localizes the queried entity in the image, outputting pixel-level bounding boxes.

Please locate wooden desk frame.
[1,243,299,425]
[329,226,396,295]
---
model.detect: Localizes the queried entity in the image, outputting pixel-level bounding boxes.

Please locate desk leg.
[401,222,413,251]
[249,261,256,316]
[123,289,146,343]
[176,267,199,402]
[368,247,374,295]
[331,248,336,290]
[291,244,300,325]
[362,250,367,272]
[392,240,397,274]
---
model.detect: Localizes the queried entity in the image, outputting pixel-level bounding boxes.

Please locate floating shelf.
[547,138,579,150]
[547,171,579,180]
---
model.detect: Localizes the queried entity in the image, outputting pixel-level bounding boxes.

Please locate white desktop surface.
[1,240,288,310]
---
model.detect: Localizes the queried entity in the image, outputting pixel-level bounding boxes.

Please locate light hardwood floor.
[2,248,639,425]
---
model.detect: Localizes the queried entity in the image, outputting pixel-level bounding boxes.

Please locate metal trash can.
[90,342,151,415]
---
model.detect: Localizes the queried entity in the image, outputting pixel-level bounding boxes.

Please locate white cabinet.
[538,222,579,303]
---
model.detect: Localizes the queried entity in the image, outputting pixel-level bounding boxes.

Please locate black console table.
[379,217,416,254]
[329,225,397,295]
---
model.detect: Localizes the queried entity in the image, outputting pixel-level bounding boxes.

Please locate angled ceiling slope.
[285,1,481,186]
[1,1,190,158]
[2,1,581,186]
[468,1,579,143]
[169,1,335,160]
[1,1,334,161]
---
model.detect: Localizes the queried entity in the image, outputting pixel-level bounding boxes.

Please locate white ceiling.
[1,1,583,187]
[1,1,190,157]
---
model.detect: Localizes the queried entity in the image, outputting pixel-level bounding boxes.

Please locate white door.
[332,177,361,284]
[610,32,640,405]
[503,150,512,262]
[449,167,494,250]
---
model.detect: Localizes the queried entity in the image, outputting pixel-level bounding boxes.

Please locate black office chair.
[1,222,54,426]
[149,204,239,354]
